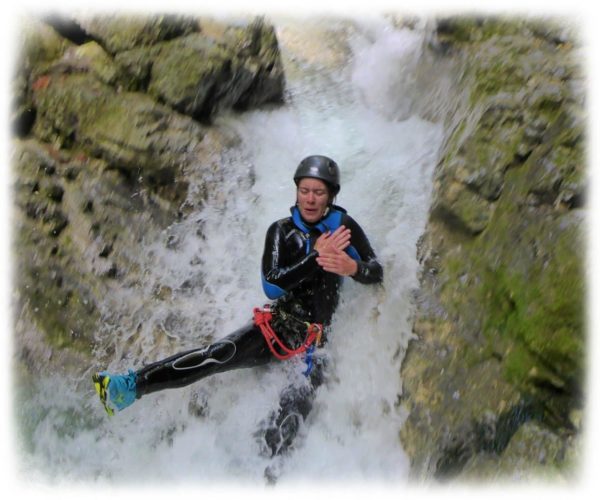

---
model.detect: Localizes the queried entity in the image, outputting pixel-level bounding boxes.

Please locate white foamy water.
[16,17,443,487]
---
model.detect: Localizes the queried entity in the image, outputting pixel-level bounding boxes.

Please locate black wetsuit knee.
[259,356,327,457]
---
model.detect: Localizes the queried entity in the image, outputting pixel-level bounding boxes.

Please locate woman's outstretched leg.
[93,323,272,415]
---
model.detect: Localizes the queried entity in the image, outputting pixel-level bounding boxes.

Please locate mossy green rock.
[61,41,127,87]
[456,421,580,481]
[11,134,196,369]
[17,18,74,74]
[147,19,284,121]
[430,22,582,236]
[12,140,102,351]
[31,72,203,200]
[401,16,585,481]
[76,14,199,53]
[147,34,236,120]
[12,19,74,135]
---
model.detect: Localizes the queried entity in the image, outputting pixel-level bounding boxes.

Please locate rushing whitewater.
[18,17,443,485]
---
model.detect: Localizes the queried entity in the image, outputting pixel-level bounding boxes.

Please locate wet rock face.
[400,17,585,480]
[31,71,203,202]
[146,20,284,121]
[11,14,285,371]
[76,14,199,53]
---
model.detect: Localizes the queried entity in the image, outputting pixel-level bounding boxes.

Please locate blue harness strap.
[303,344,316,377]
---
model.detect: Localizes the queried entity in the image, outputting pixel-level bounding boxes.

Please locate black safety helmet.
[293,155,340,195]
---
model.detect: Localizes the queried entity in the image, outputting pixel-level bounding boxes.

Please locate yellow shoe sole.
[93,373,115,417]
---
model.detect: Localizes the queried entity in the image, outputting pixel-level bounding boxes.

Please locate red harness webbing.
[253,306,322,361]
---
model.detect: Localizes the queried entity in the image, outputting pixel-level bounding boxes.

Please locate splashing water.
[16,17,444,486]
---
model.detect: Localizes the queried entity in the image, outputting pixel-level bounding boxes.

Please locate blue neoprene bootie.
[93,370,137,416]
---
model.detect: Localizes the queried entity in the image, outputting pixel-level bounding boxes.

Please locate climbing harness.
[253,305,323,372]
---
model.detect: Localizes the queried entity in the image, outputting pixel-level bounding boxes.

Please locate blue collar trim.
[291,206,344,234]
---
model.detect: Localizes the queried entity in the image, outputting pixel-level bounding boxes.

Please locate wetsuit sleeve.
[343,214,384,284]
[261,221,320,299]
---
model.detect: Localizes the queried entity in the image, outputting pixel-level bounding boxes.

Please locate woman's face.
[296,177,330,223]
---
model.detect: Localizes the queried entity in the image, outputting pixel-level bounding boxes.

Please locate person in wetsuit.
[93,155,383,456]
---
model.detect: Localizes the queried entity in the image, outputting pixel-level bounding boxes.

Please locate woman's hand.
[314,226,351,254]
[314,226,357,277]
[316,249,358,276]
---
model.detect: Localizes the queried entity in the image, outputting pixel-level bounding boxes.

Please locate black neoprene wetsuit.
[134,205,382,455]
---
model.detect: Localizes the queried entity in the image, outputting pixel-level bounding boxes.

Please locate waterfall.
[17,16,444,486]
